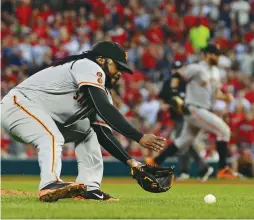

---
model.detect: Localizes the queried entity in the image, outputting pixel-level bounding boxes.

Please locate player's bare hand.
[139,134,166,152]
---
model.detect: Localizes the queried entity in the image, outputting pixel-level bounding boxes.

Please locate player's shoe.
[199,166,214,182]
[74,189,119,202]
[176,173,190,181]
[145,157,158,166]
[217,166,237,179]
[39,181,85,202]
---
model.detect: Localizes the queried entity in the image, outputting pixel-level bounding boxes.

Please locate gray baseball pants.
[175,105,230,149]
[1,89,103,190]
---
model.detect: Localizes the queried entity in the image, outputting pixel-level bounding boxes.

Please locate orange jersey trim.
[95,120,108,126]
[13,96,56,173]
[93,120,111,130]
[78,81,105,90]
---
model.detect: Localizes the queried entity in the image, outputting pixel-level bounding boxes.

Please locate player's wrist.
[127,159,142,168]
[136,133,144,143]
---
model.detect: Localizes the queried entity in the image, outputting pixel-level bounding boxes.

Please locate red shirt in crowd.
[157,109,171,127]
[183,15,197,29]
[86,0,107,16]
[146,26,164,43]
[141,48,157,69]
[245,90,254,104]
[174,52,187,62]
[16,3,33,26]
[110,28,128,46]
[87,19,100,32]
[228,112,246,144]
[129,148,143,158]
[215,37,229,51]
[245,31,254,44]
[184,42,195,55]
[224,76,245,92]
[238,118,254,144]
[32,22,48,38]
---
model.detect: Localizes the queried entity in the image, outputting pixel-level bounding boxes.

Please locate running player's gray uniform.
[174,61,230,149]
[1,58,111,190]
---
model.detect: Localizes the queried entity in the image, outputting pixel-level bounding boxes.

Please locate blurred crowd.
[1,0,254,175]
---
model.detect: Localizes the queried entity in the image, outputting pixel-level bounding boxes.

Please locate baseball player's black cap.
[91,41,133,74]
[202,44,221,55]
[172,60,183,69]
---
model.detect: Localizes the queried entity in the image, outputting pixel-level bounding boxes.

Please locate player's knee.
[37,132,64,149]
[55,133,65,146]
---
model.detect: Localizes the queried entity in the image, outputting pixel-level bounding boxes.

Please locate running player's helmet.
[91,41,133,74]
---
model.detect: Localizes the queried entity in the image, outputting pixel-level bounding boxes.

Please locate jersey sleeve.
[70,59,106,90]
[179,64,201,81]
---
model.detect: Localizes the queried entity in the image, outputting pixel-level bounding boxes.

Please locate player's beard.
[103,60,120,89]
[105,76,120,89]
[209,56,219,66]
[210,59,218,66]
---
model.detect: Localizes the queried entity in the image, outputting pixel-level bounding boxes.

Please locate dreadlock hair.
[52,50,113,89]
[52,50,100,68]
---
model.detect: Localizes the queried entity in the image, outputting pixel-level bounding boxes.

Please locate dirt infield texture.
[1,189,36,197]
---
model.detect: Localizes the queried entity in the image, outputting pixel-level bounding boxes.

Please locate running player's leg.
[154,120,199,164]
[1,91,64,190]
[174,117,191,178]
[173,117,207,178]
[59,119,103,191]
[188,106,232,175]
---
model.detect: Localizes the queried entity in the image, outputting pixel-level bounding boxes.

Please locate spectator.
[230,0,251,27]
[229,91,252,113]
[189,18,210,51]
[15,0,33,27]
[138,95,160,125]
[32,38,51,66]
[241,47,254,76]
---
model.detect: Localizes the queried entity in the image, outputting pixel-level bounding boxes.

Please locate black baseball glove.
[131,164,174,193]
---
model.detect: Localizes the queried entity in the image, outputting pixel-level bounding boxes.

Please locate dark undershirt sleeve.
[80,85,144,143]
[158,80,170,102]
[92,124,131,165]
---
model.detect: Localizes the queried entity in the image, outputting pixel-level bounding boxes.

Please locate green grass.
[1,176,254,219]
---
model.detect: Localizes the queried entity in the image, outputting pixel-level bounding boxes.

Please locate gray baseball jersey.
[16,58,107,126]
[180,61,221,109]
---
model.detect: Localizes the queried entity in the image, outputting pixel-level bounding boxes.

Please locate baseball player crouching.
[1,41,166,202]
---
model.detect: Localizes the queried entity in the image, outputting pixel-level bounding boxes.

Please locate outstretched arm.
[82,85,166,152]
[92,124,141,167]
